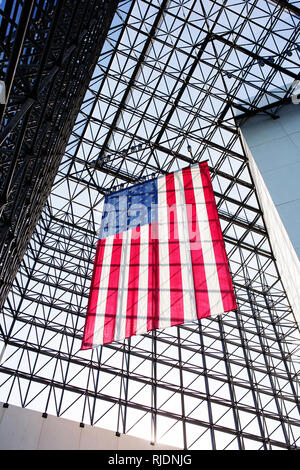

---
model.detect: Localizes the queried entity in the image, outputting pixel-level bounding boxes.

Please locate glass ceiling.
[1,0,300,450]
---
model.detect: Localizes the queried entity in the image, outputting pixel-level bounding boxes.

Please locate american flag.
[81,161,236,349]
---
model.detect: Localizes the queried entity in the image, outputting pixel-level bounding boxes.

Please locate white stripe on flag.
[157,175,171,330]
[114,229,131,342]
[191,165,223,317]
[136,223,149,336]
[93,235,115,345]
[174,170,198,323]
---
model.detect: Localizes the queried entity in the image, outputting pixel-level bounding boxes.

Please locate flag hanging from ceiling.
[81,161,236,349]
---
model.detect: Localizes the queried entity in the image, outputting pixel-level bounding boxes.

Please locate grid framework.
[0,0,300,450]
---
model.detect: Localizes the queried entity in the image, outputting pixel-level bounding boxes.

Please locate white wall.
[239,129,300,327]
[0,402,178,450]
[240,103,300,258]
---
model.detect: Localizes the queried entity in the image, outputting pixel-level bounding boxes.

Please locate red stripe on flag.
[199,162,237,312]
[103,233,123,344]
[147,221,159,331]
[125,227,141,338]
[81,238,106,350]
[182,166,211,319]
[166,173,184,326]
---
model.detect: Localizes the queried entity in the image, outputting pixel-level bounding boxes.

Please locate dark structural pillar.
[0,0,119,309]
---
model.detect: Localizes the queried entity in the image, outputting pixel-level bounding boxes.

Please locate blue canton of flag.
[99,179,158,238]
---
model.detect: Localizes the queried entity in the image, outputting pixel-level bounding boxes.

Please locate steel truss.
[0,0,119,310]
[0,0,300,450]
